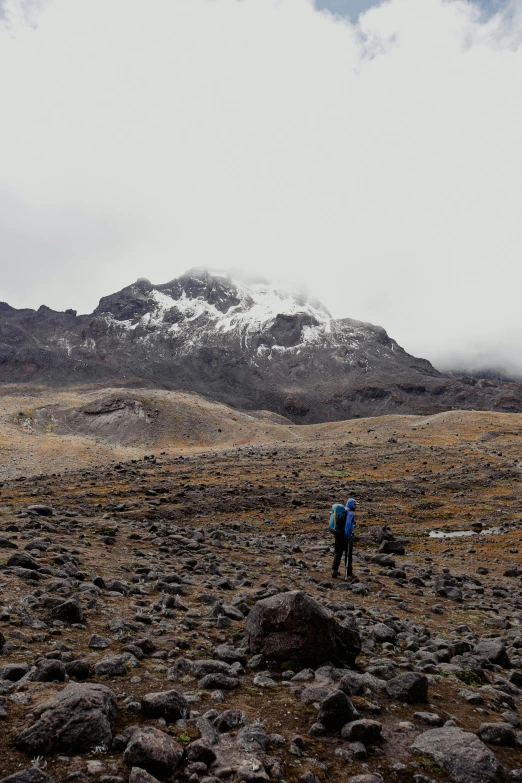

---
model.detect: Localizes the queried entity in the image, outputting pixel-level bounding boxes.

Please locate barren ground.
[0,385,520,783]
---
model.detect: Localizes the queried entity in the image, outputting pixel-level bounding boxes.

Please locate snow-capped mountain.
[1,269,521,421]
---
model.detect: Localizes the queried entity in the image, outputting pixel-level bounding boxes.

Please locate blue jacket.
[345,498,356,538]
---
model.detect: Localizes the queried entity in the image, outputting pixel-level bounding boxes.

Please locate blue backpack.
[329,504,347,534]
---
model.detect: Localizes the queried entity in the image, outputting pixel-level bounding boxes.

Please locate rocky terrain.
[1,269,521,422]
[0,403,520,783]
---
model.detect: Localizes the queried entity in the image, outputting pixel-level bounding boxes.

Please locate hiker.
[330,498,357,579]
[344,498,357,578]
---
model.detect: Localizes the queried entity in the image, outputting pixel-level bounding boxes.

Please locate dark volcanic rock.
[479,722,515,746]
[379,540,405,555]
[0,663,30,681]
[0,537,18,549]
[34,659,66,683]
[185,739,217,765]
[386,672,428,703]
[198,673,239,691]
[26,505,53,517]
[94,655,128,677]
[317,690,359,732]
[245,590,361,667]
[1,269,520,422]
[6,552,40,570]
[129,767,159,783]
[16,683,117,754]
[474,639,511,669]
[141,690,190,722]
[411,726,502,783]
[51,599,83,623]
[123,727,184,778]
[128,769,161,783]
[65,659,92,681]
[341,719,383,744]
[0,771,55,783]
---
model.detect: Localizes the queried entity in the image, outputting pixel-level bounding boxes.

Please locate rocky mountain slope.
[0,411,520,783]
[1,269,521,423]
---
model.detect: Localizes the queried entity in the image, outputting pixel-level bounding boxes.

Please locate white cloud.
[0,0,521,377]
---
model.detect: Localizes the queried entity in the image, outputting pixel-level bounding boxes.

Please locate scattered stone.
[94,655,128,677]
[371,623,397,644]
[16,683,117,754]
[6,552,40,570]
[185,739,217,765]
[479,723,515,746]
[26,505,54,516]
[51,600,83,624]
[317,690,359,732]
[215,709,250,732]
[414,712,443,727]
[141,689,190,722]
[128,770,162,783]
[34,659,66,683]
[474,640,511,669]
[0,771,55,783]
[236,723,268,752]
[65,659,92,681]
[386,672,428,703]
[0,537,18,550]
[198,673,239,690]
[0,664,31,682]
[411,726,502,783]
[123,727,184,778]
[341,719,383,744]
[88,634,112,649]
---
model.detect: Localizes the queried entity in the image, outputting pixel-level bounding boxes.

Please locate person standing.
[331,497,357,579]
[344,498,357,578]
[331,502,347,579]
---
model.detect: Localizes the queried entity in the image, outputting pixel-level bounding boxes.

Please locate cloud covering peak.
[0,0,521,377]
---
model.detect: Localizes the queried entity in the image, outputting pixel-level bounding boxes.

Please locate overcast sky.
[0,0,521,377]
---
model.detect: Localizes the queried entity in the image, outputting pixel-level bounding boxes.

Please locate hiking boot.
[331,571,339,579]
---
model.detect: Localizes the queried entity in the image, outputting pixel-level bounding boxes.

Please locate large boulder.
[411,726,502,783]
[245,591,361,667]
[16,683,117,755]
[123,727,184,778]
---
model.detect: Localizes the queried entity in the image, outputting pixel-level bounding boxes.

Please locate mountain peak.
[94,269,332,330]
[1,270,521,421]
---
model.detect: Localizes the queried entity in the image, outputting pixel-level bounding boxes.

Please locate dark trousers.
[332,536,354,576]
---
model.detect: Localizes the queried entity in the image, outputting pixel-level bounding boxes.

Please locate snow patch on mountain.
[110,274,332,349]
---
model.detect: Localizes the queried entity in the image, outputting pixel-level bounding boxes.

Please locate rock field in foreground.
[0,409,520,783]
